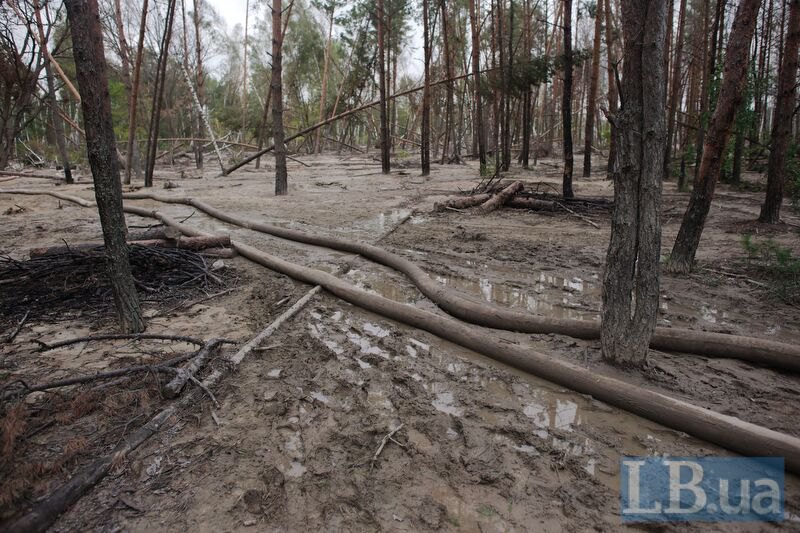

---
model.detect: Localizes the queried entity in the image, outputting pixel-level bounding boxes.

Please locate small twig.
[445,206,466,213]
[555,202,600,229]
[4,310,29,343]
[371,423,404,469]
[188,375,219,408]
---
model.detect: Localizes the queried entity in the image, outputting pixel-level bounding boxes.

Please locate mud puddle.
[302,303,723,494]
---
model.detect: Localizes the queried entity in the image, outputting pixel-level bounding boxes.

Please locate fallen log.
[161,338,225,398]
[478,181,524,213]
[122,204,800,474]
[8,188,800,474]
[118,191,800,373]
[29,235,231,258]
[434,193,491,211]
[506,197,558,211]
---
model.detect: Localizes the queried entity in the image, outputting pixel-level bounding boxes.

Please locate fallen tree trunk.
[478,181,524,213]
[29,235,231,258]
[6,188,800,473]
[506,197,558,210]
[434,193,491,211]
[121,205,800,474]
[118,191,800,373]
[161,337,224,398]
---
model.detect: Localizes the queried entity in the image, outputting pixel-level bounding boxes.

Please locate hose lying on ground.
[4,188,800,474]
[120,191,800,373]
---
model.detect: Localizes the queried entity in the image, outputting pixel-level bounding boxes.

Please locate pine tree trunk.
[63,0,144,333]
[193,0,206,170]
[314,6,335,154]
[665,0,688,178]
[124,0,148,184]
[377,0,391,173]
[144,0,177,187]
[421,0,432,176]
[272,0,288,195]
[668,0,762,273]
[501,0,513,171]
[469,0,486,172]
[582,0,602,177]
[33,0,72,184]
[759,0,800,223]
[604,0,618,180]
[562,0,574,197]
[601,0,667,367]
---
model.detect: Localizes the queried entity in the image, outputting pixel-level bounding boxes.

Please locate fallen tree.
[119,191,800,373]
[29,235,231,258]
[477,181,523,213]
[5,188,800,474]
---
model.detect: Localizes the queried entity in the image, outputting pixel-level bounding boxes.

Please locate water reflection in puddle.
[358,209,413,233]
[433,272,598,321]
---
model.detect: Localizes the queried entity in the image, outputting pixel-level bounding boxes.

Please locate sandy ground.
[1,152,799,532]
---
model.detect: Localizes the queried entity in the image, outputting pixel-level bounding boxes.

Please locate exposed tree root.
[7,189,799,473]
[119,191,800,373]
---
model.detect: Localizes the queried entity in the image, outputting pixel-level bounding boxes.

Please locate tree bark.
[601,0,667,366]
[604,0,618,180]
[561,0,574,198]
[469,0,487,171]
[272,0,288,195]
[376,0,391,174]
[582,0,602,177]
[63,0,144,333]
[665,0,688,179]
[668,0,762,273]
[759,0,800,223]
[421,0,432,176]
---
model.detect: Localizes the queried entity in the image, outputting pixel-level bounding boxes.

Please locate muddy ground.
[1,153,799,532]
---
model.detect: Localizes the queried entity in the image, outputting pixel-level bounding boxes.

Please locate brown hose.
[4,188,800,473]
[121,191,800,373]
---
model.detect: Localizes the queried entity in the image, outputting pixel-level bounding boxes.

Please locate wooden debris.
[434,193,491,211]
[29,235,231,258]
[478,181,524,213]
[161,338,226,399]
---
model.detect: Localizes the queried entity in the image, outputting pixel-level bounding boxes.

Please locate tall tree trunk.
[314,4,334,154]
[469,0,486,172]
[665,0,688,178]
[63,0,144,333]
[440,0,456,164]
[33,0,72,184]
[693,0,724,181]
[602,0,667,366]
[144,0,177,187]
[520,0,532,169]
[272,0,288,195]
[377,0,391,173]
[562,0,574,197]
[501,0,513,171]
[604,0,618,180]
[421,0,432,176]
[242,0,250,137]
[667,0,762,273]
[759,0,800,223]
[193,0,206,170]
[124,0,148,184]
[255,0,294,169]
[582,0,603,177]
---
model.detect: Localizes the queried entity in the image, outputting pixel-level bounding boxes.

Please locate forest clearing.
[2,0,800,530]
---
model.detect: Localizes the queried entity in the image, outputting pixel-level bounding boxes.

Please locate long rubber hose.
[121,191,800,373]
[4,188,799,473]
